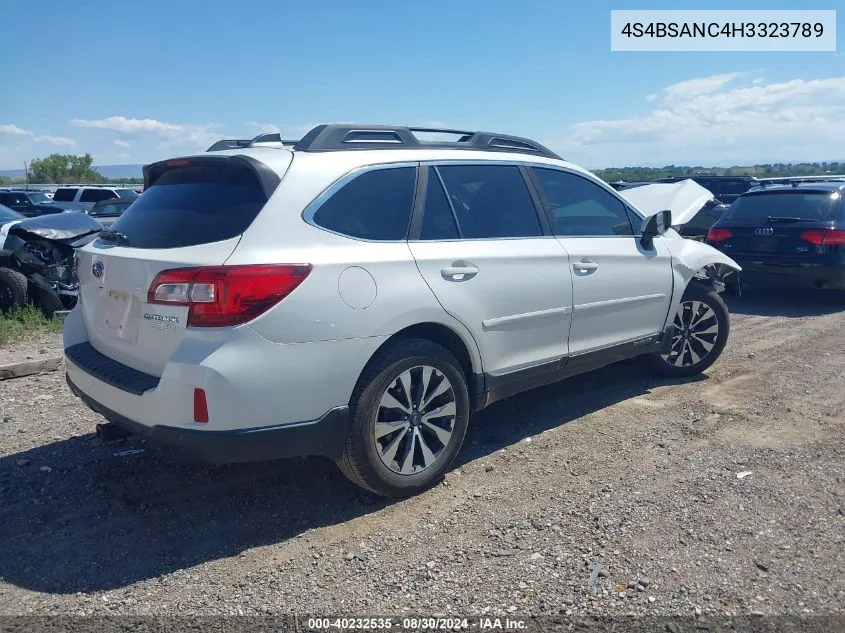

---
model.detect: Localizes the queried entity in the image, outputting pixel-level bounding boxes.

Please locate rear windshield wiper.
[767,216,817,224]
[98,229,131,245]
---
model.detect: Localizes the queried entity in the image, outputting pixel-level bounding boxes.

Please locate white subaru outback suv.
[64,124,741,497]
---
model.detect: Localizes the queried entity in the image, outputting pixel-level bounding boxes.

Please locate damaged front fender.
[663,232,742,322]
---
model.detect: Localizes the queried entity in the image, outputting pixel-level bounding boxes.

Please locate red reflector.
[706,227,732,243]
[166,159,191,167]
[148,264,312,327]
[193,388,209,423]
[801,229,845,245]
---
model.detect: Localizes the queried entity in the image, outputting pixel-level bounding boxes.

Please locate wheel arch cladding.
[355,322,478,402]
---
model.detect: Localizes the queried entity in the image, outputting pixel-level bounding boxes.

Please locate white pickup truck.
[51,186,139,213]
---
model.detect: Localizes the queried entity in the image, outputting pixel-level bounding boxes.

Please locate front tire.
[645,283,730,377]
[0,267,28,314]
[337,338,470,497]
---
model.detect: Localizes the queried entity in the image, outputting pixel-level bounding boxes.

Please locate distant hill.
[0,164,143,180]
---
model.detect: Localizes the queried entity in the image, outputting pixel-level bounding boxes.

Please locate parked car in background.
[655,176,759,205]
[0,212,103,315]
[706,181,845,290]
[619,179,730,241]
[0,190,64,218]
[51,186,139,213]
[87,197,135,227]
[0,203,26,243]
[63,123,740,498]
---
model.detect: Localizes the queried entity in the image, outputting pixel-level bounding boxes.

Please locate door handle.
[573,260,599,273]
[441,261,479,281]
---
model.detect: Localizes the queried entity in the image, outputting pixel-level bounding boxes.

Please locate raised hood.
[619,179,716,226]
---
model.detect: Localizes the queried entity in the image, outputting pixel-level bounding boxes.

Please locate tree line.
[0,153,142,186]
[594,162,844,183]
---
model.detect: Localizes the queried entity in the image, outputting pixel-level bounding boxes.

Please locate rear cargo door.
[75,155,289,376]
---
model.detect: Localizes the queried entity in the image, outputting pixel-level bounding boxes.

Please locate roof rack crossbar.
[291,124,562,159]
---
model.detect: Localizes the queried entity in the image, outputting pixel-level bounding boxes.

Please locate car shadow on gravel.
[0,360,701,595]
[725,286,845,318]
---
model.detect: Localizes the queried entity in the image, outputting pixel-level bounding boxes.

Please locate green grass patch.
[0,305,64,347]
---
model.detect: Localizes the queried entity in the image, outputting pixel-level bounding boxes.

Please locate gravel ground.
[0,288,843,619]
[0,330,62,366]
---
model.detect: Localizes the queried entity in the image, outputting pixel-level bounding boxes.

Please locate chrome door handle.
[573,260,599,273]
[441,261,479,281]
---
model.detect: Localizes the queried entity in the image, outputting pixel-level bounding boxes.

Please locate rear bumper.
[66,373,348,463]
[734,261,845,290]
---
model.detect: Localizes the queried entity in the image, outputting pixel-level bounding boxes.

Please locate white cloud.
[71,116,182,134]
[114,139,131,148]
[34,135,76,146]
[546,73,845,167]
[247,121,281,134]
[0,124,31,136]
[645,94,658,102]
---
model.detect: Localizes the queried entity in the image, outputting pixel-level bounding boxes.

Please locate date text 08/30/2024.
[307,617,527,630]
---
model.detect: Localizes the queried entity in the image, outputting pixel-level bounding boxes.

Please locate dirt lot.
[0,288,843,619]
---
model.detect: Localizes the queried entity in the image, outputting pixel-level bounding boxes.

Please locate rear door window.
[312,166,416,240]
[725,191,843,222]
[53,188,78,202]
[107,160,270,249]
[435,164,542,239]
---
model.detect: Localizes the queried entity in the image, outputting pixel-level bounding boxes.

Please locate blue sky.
[0,0,842,170]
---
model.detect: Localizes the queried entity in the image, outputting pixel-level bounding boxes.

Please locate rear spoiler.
[142,155,282,199]
[206,133,298,152]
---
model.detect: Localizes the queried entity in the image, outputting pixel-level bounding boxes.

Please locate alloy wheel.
[373,365,456,475]
[661,300,720,367]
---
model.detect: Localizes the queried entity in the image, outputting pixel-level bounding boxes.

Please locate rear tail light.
[148,264,312,327]
[706,227,732,243]
[800,229,845,245]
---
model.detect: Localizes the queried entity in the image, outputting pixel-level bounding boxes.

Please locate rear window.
[724,191,843,222]
[107,161,268,249]
[53,188,77,202]
[80,189,115,203]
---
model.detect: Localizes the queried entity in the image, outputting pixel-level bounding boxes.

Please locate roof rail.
[291,124,562,159]
[206,133,299,152]
[206,139,252,152]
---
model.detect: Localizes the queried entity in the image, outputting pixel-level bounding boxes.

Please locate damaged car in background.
[0,211,103,315]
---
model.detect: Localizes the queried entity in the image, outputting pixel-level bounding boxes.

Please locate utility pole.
[24,160,29,189]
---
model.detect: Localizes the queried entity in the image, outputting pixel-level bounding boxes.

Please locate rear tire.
[0,267,28,314]
[337,338,470,497]
[645,283,730,378]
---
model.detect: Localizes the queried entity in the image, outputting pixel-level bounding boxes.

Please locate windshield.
[0,203,24,222]
[724,191,842,222]
[26,191,52,203]
[90,201,131,217]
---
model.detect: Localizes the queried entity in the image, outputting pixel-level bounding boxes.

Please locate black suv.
[706,181,845,290]
[0,190,63,218]
[655,176,759,205]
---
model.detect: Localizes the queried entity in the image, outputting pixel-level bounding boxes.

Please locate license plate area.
[99,290,139,344]
[749,237,779,253]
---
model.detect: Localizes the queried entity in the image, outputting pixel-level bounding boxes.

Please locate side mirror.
[640,209,672,249]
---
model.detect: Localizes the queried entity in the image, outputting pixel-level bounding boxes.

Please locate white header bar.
[611,10,836,52]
